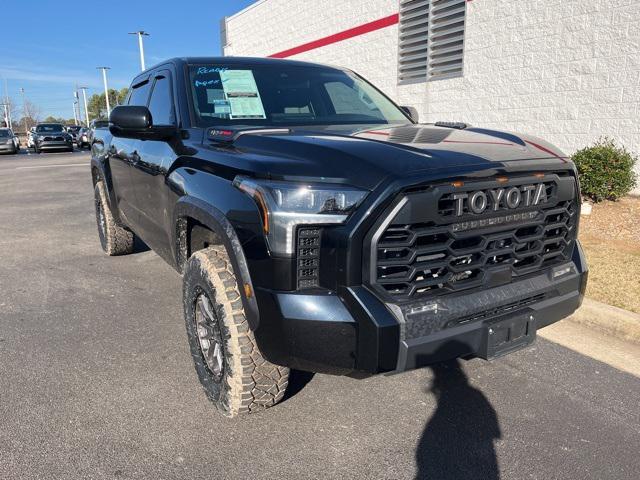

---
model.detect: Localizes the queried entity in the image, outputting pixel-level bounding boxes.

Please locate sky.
[1,0,256,120]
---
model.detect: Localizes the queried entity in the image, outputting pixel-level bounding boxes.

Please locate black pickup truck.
[91,57,588,417]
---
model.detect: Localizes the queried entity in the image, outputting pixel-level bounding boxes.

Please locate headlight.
[37,135,45,141]
[234,176,368,256]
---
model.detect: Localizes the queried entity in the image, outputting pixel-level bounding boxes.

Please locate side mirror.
[109,105,175,140]
[401,106,419,123]
[110,105,151,131]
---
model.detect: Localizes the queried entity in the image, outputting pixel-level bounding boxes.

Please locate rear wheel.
[183,246,289,417]
[93,181,134,255]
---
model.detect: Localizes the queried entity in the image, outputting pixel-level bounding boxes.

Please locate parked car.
[32,123,74,153]
[92,57,587,417]
[0,128,19,154]
[27,127,36,149]
[76,127,91,149]
[66,125,82,145]
[87,119,108,145]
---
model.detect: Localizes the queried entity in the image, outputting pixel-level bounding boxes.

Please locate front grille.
[296,227,322,289]
[370,174,578,302]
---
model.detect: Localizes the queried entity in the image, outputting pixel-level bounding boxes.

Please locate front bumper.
[38,141,72,150]
[0,143,17,152]
[253,241,588,375]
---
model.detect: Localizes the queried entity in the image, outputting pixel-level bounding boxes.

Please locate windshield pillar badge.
[452,183,548,217]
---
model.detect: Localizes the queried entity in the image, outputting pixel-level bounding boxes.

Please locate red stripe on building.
[269,13,400,59]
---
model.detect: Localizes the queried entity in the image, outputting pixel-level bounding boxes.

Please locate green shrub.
[572,138,637,202]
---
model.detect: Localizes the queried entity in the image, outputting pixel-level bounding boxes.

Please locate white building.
[222,0,640,193]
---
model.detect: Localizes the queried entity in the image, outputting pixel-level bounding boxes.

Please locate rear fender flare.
[90,158,121,223]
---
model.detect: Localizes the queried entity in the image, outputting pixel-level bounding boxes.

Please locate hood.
[204,124,570,190]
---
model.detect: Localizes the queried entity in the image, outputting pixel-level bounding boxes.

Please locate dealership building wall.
[223,0,640,192]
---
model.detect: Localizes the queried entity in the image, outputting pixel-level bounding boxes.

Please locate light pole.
[20,87,28,132]
[3,78,11,129]
[96,67,111,118]
[72,101,79,125]
[73,88,80,125]
[0,103,8,128]
[128,31,149,71]
[79,86,90,126]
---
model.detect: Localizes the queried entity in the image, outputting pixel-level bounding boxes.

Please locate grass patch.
[580,237,640,314]
[577,196,640,314]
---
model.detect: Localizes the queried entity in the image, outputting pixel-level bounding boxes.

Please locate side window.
[128,80,151,106]
[324,81,383,119]
[148,74,175,126]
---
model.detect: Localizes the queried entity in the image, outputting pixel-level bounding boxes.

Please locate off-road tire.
[183,246,289,417]
[94,181,134,256]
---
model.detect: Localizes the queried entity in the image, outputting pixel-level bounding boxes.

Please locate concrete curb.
[567,298,640,344]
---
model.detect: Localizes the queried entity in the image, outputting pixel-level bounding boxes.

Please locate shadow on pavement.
[283,370,315,402]
[416,343,501,480]
[133,236,151,254]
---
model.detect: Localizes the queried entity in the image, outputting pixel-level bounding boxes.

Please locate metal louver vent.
[398,0,430,82]
[398,0,467,83]
[428,0,467,79]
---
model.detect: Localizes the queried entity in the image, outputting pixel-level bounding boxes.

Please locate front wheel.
[183,246,289,417]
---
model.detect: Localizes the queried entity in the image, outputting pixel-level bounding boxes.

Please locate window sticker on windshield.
[213,99,231,115]
[219,70,266,119]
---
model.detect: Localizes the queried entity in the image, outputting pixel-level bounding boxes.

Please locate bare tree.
[21,100,41,132]
[2,98,19,128]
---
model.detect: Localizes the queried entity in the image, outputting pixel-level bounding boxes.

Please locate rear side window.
[128,80,151,106]
[148,75,175,126]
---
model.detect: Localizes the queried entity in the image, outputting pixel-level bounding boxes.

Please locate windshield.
[67,126,81,132]
[188,63,410,127]
[36,124,65,133]
[0,130,9,138]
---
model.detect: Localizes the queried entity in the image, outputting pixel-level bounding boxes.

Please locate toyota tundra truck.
[90,57,588,417]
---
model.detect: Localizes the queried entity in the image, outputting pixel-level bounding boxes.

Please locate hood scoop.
[386,126,454,144]
[387,126,421,143]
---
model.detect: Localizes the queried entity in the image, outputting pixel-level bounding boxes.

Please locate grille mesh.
[296,227,321,289]
[372,178,578,301]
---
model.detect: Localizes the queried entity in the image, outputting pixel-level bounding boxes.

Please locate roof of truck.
[144,56,342,73]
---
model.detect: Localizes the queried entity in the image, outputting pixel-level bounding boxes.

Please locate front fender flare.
[173,196,260,330]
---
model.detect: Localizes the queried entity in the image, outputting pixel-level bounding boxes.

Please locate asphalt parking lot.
[0,151,639,480]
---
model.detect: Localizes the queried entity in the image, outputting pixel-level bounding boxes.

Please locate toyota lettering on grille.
[452,183,548,217]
